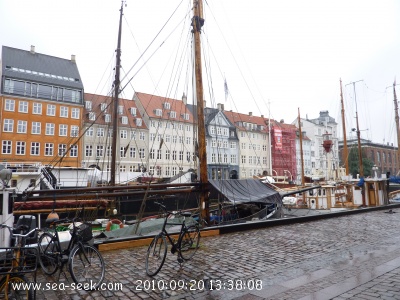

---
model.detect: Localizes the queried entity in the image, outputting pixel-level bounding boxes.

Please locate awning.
[208,179,282,205]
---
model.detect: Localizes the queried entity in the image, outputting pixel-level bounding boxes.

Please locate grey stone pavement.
[30,208,400,299]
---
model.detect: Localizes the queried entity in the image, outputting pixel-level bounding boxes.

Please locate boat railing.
[2,162,43,173]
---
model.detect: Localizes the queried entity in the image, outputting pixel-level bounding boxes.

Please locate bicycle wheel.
[3,275,35,300]
[38,232,58,275]
[145,234,167,276]
[69,244,105,290]
[178,225,200,260]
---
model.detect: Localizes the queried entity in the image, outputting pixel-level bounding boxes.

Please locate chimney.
[280,119,284,123]
[249,112,252,116]
[261,115,264,118]
[217,103,224,111]
[182,93,187,105]
[30,45,35,54]
[71,54,76,63]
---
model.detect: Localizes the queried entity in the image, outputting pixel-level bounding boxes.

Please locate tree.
[348,147,374,178]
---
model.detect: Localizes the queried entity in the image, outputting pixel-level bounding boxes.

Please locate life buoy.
[105,219,124,231]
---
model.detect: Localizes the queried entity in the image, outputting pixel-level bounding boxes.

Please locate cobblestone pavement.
[30,208,400,299]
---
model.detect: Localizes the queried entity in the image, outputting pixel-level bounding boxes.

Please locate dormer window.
[182,113,189,120]
[136,118,142,126]
[164,102,171,109]
[130,107,137,116]
[85,101,92,110]
[104,114,111,123]
[121,116,128,124]
[100,103,107,112]
[88,112,95,121]
[155,109,162,116]
[170,111,176,118]
[118,105,123,115]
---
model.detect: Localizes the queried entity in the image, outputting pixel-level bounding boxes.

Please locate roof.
[84,93,147,129]
[224,110,270,133]
[134,92,194,124]
[1,46,83,89]
[209,179,282,205]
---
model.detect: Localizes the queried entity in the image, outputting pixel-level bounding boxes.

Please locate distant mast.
[110,1,124,186]
[192,0,209,223]
[340,79,349,176]
[393,81,400,175]
[297,108,305,186]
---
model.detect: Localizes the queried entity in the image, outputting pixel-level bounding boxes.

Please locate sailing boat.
[9,0,284,232]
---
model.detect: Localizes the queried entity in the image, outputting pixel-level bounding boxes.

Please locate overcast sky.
[1,0,400,146]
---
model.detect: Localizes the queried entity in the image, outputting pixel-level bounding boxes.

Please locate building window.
[129,147,136,158]
[71,108,80,119]
[96,145,104,157]
[172,151,177,160]
[120,146,126,158]
[59,124,67,136]
[46,123,55,135]
[2,140,12,154]
[60,106,68,117]
[3,119,14,132]
[47,104,56,116]
[16,141,25,155]
[70,144,78,157]
[150,149,155,159]
[85,101,92,110]
[130,131,136,140]
[100,103,107,112]
[31,122,41,134]
[118,105,124,115]
[5,99,15,111]
[33,103,42,114]
[85,145,93,157]
[155,109,162,116]
[130,107,136,116]
[121,116,128,124]
[170,111,176,118]
[165,150,170,160]
[97,128,104,137]
[71,126,79,137]
[19,101,28,113]
[104,114,111,123]
[157,150,162,160]
[17,120,27,133]
[45,143,54,156]
[86,127,94,136]
[139,132,145,140]
[179,151,183,161]
[136,118,142,126]
[89,112,95,121]
[120,130,127,139]
[31,142,40,155]
[139,148,145,159]
[182,113,189,120]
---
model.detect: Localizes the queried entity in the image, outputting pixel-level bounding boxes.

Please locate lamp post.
[372,165,378,179]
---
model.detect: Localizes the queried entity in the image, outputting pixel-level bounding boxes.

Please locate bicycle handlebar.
[0,224,37,238]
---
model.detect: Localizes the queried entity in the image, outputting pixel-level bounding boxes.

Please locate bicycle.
[145,202,201,276]
[37,215,105,290]
[0,223,38,300]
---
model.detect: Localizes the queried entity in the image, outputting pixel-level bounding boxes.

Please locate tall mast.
[352,81,366,206]
[111,1,124,186]
[340,79,349,175]
[393,81,400,175]
[192,0,209,223]
[298,108,305,186]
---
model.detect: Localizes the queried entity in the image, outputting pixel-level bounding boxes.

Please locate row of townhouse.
[1,45,317,181]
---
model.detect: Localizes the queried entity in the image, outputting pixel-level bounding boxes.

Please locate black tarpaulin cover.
[208,179,282,205]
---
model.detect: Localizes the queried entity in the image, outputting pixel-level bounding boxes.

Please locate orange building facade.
[1,46,84,167]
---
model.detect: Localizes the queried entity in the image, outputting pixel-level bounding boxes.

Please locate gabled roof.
[134,92,194,124]
[84,93,147,129]
[224,110,270,133]
[1,46,83,89]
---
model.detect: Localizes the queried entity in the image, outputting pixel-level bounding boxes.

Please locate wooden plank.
[98,229,219,251]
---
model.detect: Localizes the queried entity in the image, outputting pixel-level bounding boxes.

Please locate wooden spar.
[110,1,124,186]
[393,81,400,175]
[297,108,305,187]
[192,0,209,224]
[352,81,366,206]
[340,79,349,175]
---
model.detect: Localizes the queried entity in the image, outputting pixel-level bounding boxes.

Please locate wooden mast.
[340,78,349,175]
[192,0,209,223]
[393,82,400,175]
[352,82,366,206]
[298,108,305,187]
[110,1,124,186]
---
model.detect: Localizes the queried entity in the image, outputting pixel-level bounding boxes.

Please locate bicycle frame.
[160,212,188,253]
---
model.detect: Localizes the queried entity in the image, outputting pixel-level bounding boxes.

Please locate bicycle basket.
[75,223,93,243]
[0,247,38,275]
